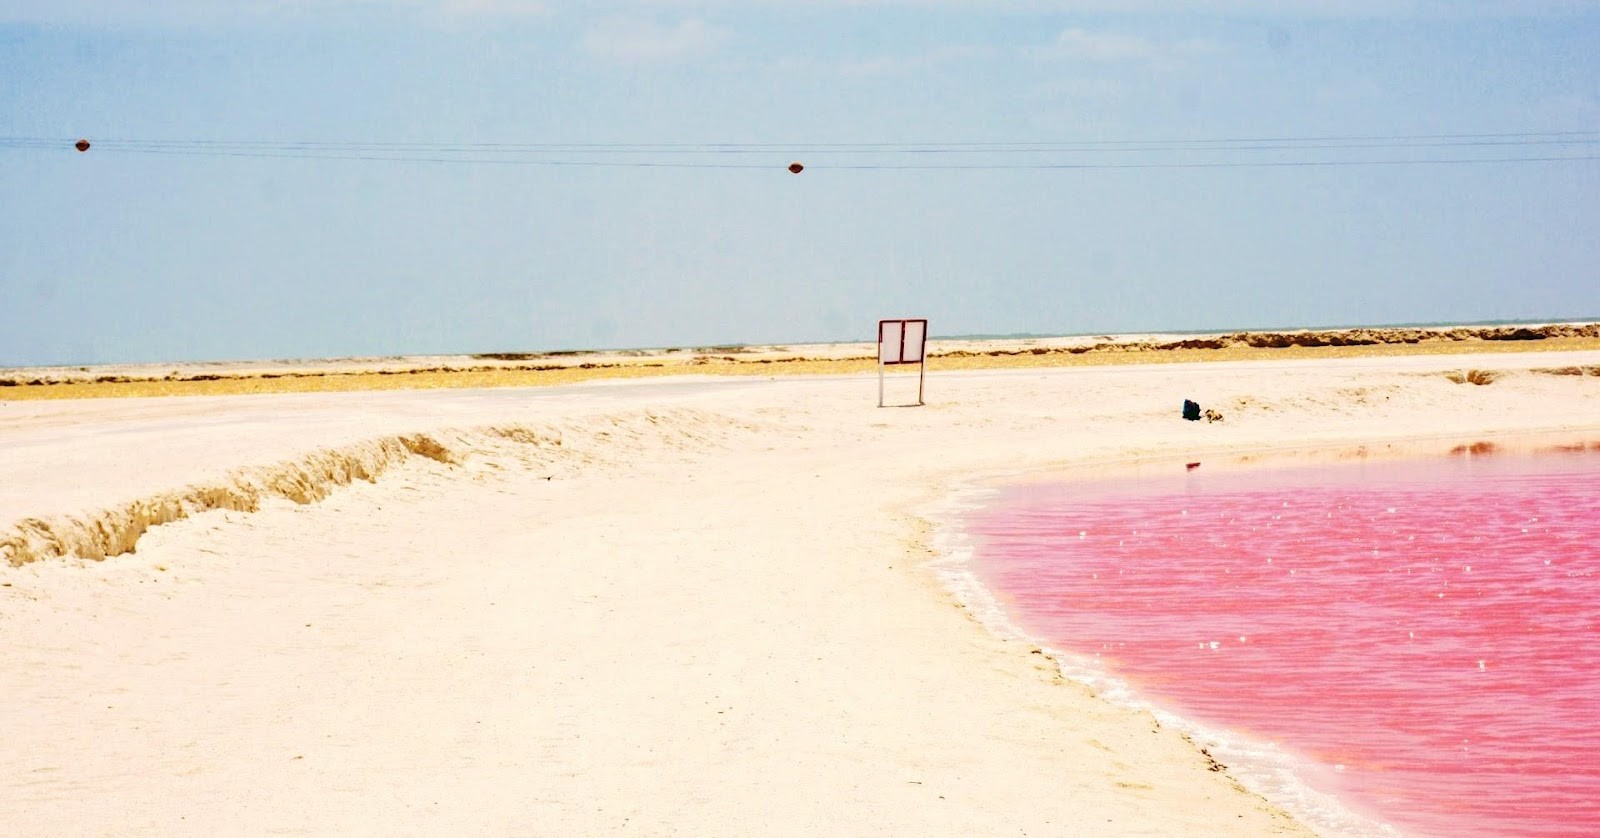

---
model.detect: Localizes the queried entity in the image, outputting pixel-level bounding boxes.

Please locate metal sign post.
[877,318,927,407]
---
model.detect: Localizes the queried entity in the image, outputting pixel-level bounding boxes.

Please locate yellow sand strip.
[6,336,1599,401]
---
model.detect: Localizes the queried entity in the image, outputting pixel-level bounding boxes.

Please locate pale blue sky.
[2,1,1597,365]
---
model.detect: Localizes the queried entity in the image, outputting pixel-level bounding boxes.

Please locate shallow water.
[967,445,1600,837]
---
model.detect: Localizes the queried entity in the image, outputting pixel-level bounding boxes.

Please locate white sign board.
[877,318,928,406]
[879,319,926,365]
[879,320,904,364]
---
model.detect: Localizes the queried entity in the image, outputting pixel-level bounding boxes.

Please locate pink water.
[966,444,1600,838]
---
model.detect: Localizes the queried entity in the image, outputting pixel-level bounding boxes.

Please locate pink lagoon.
[966,442,1600,837]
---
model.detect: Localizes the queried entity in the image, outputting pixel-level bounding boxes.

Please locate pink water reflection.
[968,445,1600,838]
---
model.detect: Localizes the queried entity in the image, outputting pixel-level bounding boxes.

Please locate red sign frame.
[877,318,927,365]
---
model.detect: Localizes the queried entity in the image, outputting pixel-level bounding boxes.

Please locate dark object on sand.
[1183,399,1201,421]
[1186,462,1201,471]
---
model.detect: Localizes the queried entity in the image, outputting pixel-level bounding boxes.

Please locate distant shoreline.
[940,316,1600,342]
[4,321,1598,400]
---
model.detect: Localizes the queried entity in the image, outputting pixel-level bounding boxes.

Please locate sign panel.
[902,319,926,363]
[878,318,927,365]
[879,320,904,364]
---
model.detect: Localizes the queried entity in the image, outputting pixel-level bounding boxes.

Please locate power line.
[5,130,1598,169]
[77,145,775,169]
[27,139,1600,154]
[6,129,1600,149]
[83,146,1600,169]
[826,155,1600,170]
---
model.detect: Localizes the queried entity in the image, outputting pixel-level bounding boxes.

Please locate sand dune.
[4,348,1600,835]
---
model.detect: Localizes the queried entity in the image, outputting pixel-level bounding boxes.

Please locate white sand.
[4,351,1599,835]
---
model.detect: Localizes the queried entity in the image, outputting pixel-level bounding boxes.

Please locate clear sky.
[2,1,1597,365]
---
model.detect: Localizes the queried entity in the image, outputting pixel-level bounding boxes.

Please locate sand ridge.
[0,407,750,567]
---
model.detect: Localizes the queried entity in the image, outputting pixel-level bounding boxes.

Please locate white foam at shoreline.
[921,473,1402,838]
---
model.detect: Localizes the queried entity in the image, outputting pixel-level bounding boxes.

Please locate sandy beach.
[4,342,1600,835]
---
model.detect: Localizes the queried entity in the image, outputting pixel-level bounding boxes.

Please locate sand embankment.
[3,349,1599,835]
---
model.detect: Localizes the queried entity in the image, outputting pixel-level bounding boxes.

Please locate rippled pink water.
[967,445,1600,837]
